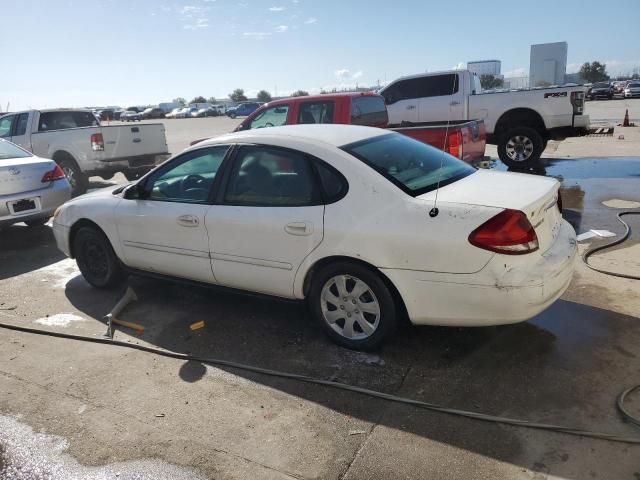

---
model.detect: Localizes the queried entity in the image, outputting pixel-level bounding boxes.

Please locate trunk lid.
[419,170,562,253]
[0,157,55,195]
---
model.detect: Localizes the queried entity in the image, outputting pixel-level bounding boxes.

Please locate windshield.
[342,133,475,196]
[594,82,610,88]
[0,139,32,160]
[628,83,640,88]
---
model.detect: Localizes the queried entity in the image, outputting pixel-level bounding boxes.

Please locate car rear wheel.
[73,226,125,289]
[309,262,398,350]
[497,126,544,169]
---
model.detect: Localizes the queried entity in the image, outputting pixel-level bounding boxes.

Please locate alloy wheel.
[505,135,534,162]
[320,275,381,340]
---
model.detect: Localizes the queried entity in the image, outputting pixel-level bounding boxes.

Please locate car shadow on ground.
[0,224,66,280]
[64,274,640,476]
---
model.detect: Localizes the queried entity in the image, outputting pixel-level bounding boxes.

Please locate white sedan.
[52,125,576,349]
[0,139,71,228]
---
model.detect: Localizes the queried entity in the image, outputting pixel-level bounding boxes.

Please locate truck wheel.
[497,127,544,169]
[58,157,88,196]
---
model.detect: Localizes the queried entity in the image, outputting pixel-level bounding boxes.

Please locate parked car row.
[585,80,640,100]
[165,104,228,119]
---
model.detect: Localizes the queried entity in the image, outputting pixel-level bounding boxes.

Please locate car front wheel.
[73,226,125,289]
[309,262,398,350]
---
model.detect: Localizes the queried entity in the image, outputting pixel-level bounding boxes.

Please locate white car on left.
[0,138,71,228]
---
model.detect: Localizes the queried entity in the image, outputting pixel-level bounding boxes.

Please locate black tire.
[57,157,88,196]
[308,261,398,350]
[497,126,544,169]
[73,226,125,289]
[229,113,236,119]
[25,217,49,227]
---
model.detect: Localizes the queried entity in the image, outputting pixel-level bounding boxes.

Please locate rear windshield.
[628,83,640,88]
[0,139,32,160]
[593,82,610,88]
[342,133,475,196]
[350,96,388,126]
[38,111,99,132]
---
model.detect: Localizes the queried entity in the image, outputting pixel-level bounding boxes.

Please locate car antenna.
[429,72,459,219]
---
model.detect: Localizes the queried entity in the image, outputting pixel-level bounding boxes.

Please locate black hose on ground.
[0,318,639,444]
[582,210,640,281]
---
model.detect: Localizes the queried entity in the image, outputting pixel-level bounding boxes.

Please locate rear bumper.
[0,180,71,227]
[382,220,577,326]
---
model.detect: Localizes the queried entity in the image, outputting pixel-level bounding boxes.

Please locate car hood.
[65,185,122,205]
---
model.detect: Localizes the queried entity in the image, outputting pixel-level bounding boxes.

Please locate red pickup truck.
[229,92,486,162]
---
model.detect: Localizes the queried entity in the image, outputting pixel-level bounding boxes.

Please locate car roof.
[196,124,389,149]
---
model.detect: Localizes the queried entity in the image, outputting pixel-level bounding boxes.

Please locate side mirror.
[123,183,147,200]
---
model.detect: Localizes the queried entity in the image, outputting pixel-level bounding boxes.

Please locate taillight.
[557,191,563,213]
[570,91,584,114]
[468,209,539,255]
[91,133,105,151]
[447,130,462,159]
[41,164,66,183]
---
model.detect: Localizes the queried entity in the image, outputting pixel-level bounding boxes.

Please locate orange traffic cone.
[623,109,630,127]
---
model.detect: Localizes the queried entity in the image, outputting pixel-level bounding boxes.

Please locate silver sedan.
[0,139,71,228]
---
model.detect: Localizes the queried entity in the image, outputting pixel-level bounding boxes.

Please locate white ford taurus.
[53,125,577,349]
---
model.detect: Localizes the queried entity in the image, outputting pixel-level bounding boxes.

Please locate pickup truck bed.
[388,120,486,163]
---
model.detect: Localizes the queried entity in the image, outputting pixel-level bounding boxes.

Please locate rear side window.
[350,96,388,126]
[314,160,348,203]
[298,101,334,124]
[38,111,99,132]
[384,74,459,103]
[342,133,474,197]
[14,113,28,136]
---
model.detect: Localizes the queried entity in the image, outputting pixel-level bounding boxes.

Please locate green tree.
[207,96,216,104]
[579,61,609,83]
[480,74,504,90]
[191,96,207,104]
[229,89,248,102]
[291,90,309,97]
[257,90,272,103]
[172,97,186,106]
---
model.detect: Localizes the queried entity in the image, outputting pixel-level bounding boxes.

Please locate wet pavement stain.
[0,415,206,480]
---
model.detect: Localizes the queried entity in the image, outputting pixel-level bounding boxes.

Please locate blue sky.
[2,0,639,110]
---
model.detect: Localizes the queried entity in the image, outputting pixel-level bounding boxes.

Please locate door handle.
[406,105,416,110]
[177,215,199,227]
[449,101,460,106]
[285,222,312,236]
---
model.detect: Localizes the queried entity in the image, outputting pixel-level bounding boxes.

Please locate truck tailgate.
[100,124,169,160]
[388,120,486,162]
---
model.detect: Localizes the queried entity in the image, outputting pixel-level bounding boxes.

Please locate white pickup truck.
[0,109,170,195]
[380,70,589,168]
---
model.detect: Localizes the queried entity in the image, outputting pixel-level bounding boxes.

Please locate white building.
[529,42,568,87]
[467,60,501,77]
